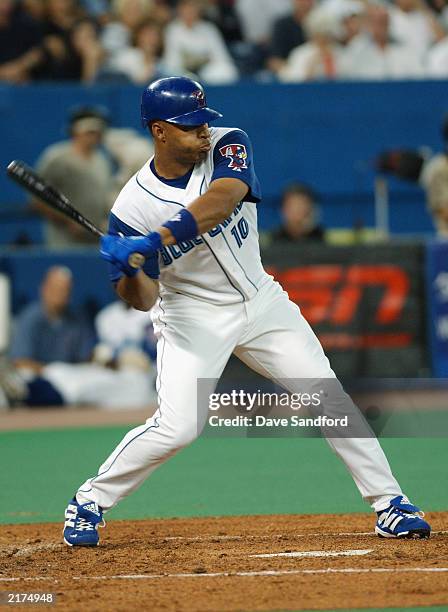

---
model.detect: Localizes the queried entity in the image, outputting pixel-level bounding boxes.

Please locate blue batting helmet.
[141,76,223,128]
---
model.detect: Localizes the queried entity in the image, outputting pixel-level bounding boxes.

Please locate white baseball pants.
[77,278,401,511]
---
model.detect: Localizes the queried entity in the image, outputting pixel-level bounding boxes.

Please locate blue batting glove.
[100,233,162,277]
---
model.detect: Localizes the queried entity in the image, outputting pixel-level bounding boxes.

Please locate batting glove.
[100,233,162,277]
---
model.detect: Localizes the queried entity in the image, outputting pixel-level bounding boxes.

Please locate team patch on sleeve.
[218,144,248,172]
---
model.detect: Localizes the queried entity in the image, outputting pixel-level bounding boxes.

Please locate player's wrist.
[162,209,198,244]
[142,232,163,253]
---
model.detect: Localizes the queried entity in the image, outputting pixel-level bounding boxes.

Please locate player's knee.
[169,422,201,450]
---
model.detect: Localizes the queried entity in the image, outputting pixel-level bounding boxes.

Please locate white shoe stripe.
[378,510,389,523]
[384,511,401,528]
[389,515,403,531]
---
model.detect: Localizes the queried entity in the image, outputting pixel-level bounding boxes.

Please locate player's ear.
[151,121,166,143]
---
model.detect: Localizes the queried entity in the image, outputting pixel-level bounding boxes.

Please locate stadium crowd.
[1,0,448,85]
[0,265,158,410]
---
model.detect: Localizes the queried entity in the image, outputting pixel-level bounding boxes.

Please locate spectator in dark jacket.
[270,183,326,243]
[0,0,43,82]
[267,0,314,75]
[10,266,95,372]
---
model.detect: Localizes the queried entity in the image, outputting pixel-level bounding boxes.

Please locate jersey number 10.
[230,217,249,248]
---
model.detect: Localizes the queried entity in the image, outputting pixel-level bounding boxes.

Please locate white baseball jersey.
[108,127,270,305]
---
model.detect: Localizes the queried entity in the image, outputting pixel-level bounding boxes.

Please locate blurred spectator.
[44,0,84,33]
[0,0,43,83]
[37,0,84,79]
[163,0,238,83]
[34,106,113,248]
[2,268,156,409]
[388,0,442,56]
[269,183,325,243]
[204,0,243,44]
[421,116,448,235]
[339,11,364,46]
[80,0,111,22]
[34,0,106,82]
[279,7,343,82]
[267,0,314,75]
[342,4,425,79]
[325,0,365,46]
[427,0,448,28]
[421,153,448,235]
[70,18,106,81]
[104,127,154,199]
[10,267,94,373]
[45,0,86,39]
[101,0,158,63]
[148,0,172,25]
[235,0,291,73]
[235,0,291,45]
[107,17,165,82]
[93,299,157,366]
[21,0,46,23]
[426,33,448,77]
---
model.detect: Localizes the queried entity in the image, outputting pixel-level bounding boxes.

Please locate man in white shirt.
[388,0,440,56]
[342,4,425,79]
[279,7,344,82]
[163,0,238,84]
[236,0,291,45]
[427,35,448,77]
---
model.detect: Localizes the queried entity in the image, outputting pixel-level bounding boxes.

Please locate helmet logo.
[192,89,205,107]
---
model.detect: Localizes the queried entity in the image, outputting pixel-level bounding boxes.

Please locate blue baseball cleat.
[375,495,431,539]
[63,497,104,547]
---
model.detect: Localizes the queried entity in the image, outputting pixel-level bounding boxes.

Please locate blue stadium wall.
[2,80,448,237]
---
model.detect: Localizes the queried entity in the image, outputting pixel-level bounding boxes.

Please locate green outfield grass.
[0,426,446,524]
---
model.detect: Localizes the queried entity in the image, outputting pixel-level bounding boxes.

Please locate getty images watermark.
[196,378,364,438]
[198,377,448,438]
[207,389,349,429]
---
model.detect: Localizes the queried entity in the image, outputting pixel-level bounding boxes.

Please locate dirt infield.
[0,513,447,611]
[0,407,153,432]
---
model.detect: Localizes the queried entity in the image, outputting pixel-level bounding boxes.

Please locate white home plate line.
[164,530,448,542]
[163,533,373,541]
[1,567,448,582]
[250,549,373,559]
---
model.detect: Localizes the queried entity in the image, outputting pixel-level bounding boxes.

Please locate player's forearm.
[116,272,159,312]
[188,189,241,233]
[158,178,248,246]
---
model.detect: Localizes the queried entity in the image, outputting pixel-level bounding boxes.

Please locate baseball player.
[63,77,430,546]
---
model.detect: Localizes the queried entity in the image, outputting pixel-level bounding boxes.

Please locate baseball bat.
[6,160,145,269]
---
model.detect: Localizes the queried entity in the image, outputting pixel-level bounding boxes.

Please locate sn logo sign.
[268,264,411,349]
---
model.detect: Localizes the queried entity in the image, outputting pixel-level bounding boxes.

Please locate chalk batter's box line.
[163,529,448,541]
[1,567,448,582]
